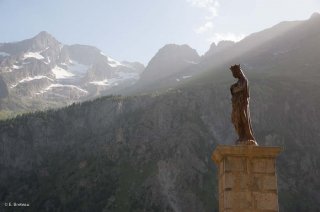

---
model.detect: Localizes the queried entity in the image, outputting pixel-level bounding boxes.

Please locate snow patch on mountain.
[2,68,12,73]
[11,76,54,88]
[52,66,74,79]
[89,72,139,87]
[36,84,88,95]
[49,84,88,93]
[89,80,108,86]
[23,52,45,60]
[100,52,107,56]
[176,75,192,82]
[101,52,125,68]
[108,57,123,67]
[46,57,51,64]
[19,76,53,83]
[12,65,23,70]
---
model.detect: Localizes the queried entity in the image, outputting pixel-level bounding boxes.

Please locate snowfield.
[52,66,75,79]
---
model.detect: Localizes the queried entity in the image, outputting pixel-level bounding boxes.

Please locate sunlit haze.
[1,0,319,64]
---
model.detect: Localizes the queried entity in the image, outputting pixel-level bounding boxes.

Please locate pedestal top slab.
[212,145,283,164]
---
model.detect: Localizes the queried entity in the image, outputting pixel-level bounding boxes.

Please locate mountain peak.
[156,44,199,59]
[30,31,59,50]
[160,43,196,51]
[36,31,51,36]
[33,31,53,38]
[33,31,55,40]
[138,43,200,85]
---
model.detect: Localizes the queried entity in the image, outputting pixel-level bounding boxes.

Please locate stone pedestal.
[212,145,282,212]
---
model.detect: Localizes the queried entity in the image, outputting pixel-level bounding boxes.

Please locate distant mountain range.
[2,13,320,117]
[0,31,144,117]
[0,12,320,212]
[0,30,240,117]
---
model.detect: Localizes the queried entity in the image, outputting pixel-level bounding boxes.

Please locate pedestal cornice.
[212,145,283,164]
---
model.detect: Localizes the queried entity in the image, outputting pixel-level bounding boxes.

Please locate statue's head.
[230,64,243,78]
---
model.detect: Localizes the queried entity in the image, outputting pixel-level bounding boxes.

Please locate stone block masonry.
[212,145,282,212]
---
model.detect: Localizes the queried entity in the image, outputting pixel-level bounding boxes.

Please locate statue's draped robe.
[230,77,255,143]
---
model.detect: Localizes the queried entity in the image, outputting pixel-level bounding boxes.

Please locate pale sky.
[0,0,319,64]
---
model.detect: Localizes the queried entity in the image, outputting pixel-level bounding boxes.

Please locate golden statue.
[230,64,257,145]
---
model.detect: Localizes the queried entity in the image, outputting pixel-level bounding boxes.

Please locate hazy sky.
[0,0,319,64]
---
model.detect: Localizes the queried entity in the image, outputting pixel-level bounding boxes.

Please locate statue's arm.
[230,84,235,94]
[231,80,246,93]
